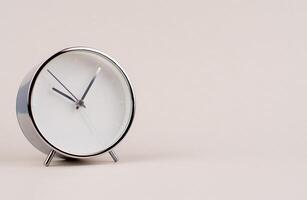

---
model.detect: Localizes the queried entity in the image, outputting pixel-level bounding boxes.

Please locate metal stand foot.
[44,150,56,167]
[109,150,118,162]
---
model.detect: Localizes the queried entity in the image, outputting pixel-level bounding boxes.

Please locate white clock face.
[30,49,134,156]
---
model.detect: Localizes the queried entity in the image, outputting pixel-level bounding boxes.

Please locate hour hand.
[47,69,79,102]
[52,87,86,108]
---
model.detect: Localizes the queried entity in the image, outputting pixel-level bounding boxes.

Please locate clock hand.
[52,87,76,103]
[75,67,101,109]
[52,87,86,108]
[47,69,80,102]
[81,67,101,101]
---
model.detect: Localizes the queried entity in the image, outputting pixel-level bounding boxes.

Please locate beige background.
[1,0,307,199]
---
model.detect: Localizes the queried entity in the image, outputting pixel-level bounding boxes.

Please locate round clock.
[16,47,135,166]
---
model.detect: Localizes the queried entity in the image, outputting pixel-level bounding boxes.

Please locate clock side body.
[16,66,56,157]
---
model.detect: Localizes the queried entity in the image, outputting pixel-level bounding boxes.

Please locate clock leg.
[109,150,118,162]
[44,150,56,167]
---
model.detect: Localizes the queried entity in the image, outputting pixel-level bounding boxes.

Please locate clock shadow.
[51,158,115,167]
[50,150,186,167]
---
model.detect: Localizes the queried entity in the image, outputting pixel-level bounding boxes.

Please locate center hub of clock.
[76,100,86,109]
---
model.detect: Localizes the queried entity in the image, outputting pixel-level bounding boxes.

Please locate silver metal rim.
[27,47,136,158]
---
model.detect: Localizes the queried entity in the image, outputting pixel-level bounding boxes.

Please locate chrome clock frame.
[16,47,136,167]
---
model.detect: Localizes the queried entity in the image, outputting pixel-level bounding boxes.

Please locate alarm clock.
[16,47,135,166]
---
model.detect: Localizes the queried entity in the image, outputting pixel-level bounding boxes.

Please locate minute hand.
[80,67,101,101]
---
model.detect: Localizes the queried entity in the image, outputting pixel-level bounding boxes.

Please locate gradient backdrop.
[1,0,307,199]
